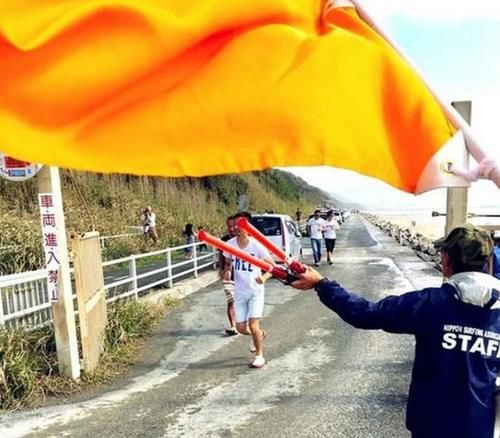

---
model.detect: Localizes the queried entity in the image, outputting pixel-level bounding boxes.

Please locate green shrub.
[0,326,57,410]
[104,300,164,349]
[0,298,177,410]
[0,215,43,274]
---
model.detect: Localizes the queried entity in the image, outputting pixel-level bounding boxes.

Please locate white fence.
[98,226,144,248]
[0,242,217,329]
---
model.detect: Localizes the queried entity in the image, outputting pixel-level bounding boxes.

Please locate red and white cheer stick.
[235,217,306,275]
[197,230,298,284]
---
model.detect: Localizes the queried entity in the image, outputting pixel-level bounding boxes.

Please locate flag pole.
[348,0,500,190]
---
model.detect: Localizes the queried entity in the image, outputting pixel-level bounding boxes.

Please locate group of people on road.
[216,208,500,437]
[294,223,500,438]
[215,207,340,370]
[307,209,340,266]
[142,203,500,437]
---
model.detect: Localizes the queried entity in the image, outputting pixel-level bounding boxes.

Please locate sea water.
[366,206,500,240]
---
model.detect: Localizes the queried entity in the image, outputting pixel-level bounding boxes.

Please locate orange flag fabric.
[0,0,457,193]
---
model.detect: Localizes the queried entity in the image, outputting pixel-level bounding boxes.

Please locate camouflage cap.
[434,223,493,267]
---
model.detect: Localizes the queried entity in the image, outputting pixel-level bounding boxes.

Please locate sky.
[283,0,500,211]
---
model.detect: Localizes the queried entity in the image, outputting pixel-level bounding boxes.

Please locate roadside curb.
[143,270,219,305]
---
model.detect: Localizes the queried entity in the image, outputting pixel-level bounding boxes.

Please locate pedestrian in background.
[291,224,500,438]
[183,223,195,259]
[219,216,238,335]
[307,209,325,266]
[295,208,302,222]
[324,210,339,265]
[142,206,158,244]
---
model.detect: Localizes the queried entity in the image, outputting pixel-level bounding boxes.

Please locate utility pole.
[37,166,80,379]
[445,101,471,235]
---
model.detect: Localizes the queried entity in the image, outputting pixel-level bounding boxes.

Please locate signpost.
[445,102,471,235]
[37,166,80,379]
[1,154,80,378]
[0,153,41,181]
[39,193,62,301]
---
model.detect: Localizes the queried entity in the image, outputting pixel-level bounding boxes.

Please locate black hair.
[184,223,194,236]
[444,247,489,274]
[234,211,252,221]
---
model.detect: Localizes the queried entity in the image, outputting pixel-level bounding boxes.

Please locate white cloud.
[283,154,500,209]
[471,95,500,158]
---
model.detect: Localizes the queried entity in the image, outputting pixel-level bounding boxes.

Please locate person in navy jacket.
[292,224,500,438]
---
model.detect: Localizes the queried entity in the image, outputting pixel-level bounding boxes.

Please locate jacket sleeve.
[315,279,432,335]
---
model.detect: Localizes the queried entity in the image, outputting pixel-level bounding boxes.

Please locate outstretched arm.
[291,267,431,335]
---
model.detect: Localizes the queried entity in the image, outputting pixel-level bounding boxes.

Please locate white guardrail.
[0,242,218,329]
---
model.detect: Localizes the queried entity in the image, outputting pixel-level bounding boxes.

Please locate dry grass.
[0,170,322,274]
[0,298,179,411]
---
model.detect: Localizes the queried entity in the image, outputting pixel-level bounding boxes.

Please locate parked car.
[251,214,302,261]
[331,208,343,224]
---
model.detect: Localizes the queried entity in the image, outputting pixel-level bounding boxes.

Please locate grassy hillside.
[0,169,327,274]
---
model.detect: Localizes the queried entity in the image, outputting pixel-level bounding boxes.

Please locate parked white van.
[251,214,302,261]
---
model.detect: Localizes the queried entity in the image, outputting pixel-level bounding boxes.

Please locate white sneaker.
[250,355,266,368]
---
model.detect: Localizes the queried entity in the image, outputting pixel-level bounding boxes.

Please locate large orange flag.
[0,0,462,193]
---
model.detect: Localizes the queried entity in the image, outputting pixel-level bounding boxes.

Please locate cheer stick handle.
[197,231,297,283]
[236,217,306,274]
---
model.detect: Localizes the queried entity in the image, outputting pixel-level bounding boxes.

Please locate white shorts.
[235,291,264,323]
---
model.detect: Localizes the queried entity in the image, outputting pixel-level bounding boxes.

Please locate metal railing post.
[167,249,173,288]
[0,289,5,327]
[193,244,198,278]
[129,255,138,300]
[2,237,232,328]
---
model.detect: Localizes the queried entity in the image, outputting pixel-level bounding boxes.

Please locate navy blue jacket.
[315,273,500,438]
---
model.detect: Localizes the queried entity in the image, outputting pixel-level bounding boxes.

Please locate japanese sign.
[39,193,60,300]
[0,153,41,181]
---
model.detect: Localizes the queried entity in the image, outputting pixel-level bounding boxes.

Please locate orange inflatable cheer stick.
[235,217,306,275]
[197,230,298,284]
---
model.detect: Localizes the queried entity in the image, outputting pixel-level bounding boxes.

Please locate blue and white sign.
[0,153,41,181]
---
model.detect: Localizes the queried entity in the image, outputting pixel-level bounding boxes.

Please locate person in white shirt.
[323,210,340,265]
[142,206,158,244]
[223,211,274,368]
[307,209,326,266]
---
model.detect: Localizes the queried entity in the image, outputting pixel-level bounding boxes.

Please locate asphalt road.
[0,215,443,438]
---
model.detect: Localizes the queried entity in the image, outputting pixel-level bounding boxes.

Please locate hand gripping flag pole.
[234,217,306,275]
[197,230,298,284]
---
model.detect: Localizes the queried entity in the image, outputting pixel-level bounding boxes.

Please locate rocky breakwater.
[363,214,442,272]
